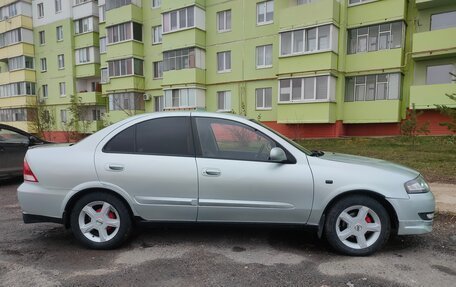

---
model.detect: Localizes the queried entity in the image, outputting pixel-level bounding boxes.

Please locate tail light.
[23,159,38,182]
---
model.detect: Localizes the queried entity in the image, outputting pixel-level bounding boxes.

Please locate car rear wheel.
[324,195,391,256]
[70,192,132,249]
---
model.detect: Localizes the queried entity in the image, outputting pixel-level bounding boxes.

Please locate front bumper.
[387,191,435,235]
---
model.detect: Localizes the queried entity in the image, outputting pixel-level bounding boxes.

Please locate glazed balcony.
[0,95,36,108]
[162,28,206,51]
[0,121,36,133]
[279,0,340,30]
[76,92,105,105]
[277,102,336,124]
[345,49,403,73]
[347,0,406,28]
[74,32,99,50]
[415,0,455,9]
[104,75,144,92]
[410,84,456,109]
[278,52,338,76]
[343,100,402,123]
[0,43,34,61]
[0,69,35,85]
[105,4,143,27]
[162,68,205,87]
[0,15,33,34]
[412,28,456,59]
[73,0,99,20]
[106,41,144,60]
[76,63,101,78]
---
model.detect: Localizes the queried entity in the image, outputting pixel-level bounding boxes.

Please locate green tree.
[401,103,430,147]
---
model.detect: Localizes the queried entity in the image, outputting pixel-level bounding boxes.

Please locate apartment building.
[0,0,455,139]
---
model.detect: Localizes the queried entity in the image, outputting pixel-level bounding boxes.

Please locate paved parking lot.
[1,179,455,287]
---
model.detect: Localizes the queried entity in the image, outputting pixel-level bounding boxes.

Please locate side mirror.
[269,147,287,162]
[28,136,41,146]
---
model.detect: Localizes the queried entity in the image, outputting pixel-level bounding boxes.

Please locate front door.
[94,116,198,221]
[194,117,314,224]
[0,127,29,176]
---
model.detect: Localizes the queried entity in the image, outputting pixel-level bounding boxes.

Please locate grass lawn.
[296,136,456,184]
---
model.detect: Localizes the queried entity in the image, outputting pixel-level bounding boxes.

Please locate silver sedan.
[17,112,435,256]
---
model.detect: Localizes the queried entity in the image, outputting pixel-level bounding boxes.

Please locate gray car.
[17,112,435,256]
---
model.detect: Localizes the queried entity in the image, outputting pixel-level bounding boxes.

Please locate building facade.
[0,0,455,140]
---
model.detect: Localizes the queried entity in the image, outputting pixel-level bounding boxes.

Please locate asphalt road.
[1,179,455,287]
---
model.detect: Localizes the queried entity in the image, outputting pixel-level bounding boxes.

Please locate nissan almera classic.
[17,112,435,256]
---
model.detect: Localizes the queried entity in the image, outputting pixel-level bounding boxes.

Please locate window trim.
[217,91,231,112]
[162,5,197,34]
[278,75,333,103]
[57,54,65,70]
[255,87,273,110]
[256,0,274,26]
[217,50,231,73]
[280,24,335,57]
[256,44,273,69]
[217,9,231,33]
[430,10,456,31]
[347,0,377,7]
[37,3,44,18]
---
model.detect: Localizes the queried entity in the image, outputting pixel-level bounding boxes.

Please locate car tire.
[324,195,391,256]
[70,192,132,249]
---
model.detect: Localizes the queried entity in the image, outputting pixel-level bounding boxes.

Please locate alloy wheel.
[78,201,120,243]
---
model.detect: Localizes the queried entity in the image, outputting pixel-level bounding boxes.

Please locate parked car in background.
[17,112,435,256]
[0,124,48,180]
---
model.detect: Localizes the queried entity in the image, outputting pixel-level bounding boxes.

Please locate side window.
[103,125,135,153]
[195,118,276,161]
[103,117,194,156]
[0,128,28,144]
[136,117,194,156]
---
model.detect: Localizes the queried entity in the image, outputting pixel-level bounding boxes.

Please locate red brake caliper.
[96,208,116,233]
[365,215,373,223]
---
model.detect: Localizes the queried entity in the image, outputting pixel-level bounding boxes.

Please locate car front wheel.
[324,195,391,256]
[70,192,132,249]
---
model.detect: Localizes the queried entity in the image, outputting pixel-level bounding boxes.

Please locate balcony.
[76,92,105,105]
[0,70,35,85]
[162,68,205,87]
[73,0,99,20]
[412,28,456,59]
[345,49,403,73]
[415,0,455,9]
[76,64,101,78]
[162,0,204,12]
[277,102,336,124]
[347,0,406,28]
[106,41,143,60]
[105,4,143,27]
[162,29,206,51]
[410,84,456,109]
[0,95,36,109]
[104,76,144,93]
[0,43,34,60]
[343,100,402,123]
[74,32,99,49]
[0,15,33,34]
[278,52,338,76]
[279,0,340,30]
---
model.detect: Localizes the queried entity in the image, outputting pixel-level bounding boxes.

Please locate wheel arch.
[63,188,136,228]
[317,190,399,238]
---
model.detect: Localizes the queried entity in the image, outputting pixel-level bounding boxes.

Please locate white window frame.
[55,0,62,13]
[59,82,66,97]
[39,30,45,45]
[217,91,232,112]
[162,6,196,34]
[57,54,65,69]
[74,17,94,35]
[256,88,272,110]
[278,76,333,103]
[60,109,67,123]
[76,47,91,64]
[345,73,401,102]
[40,58,47,72]
[99,5,106,22]
[37,3,44,18]
[348,0,377,7]
[153,61,163,79]
[217,10,231,33]
[100,37,107,53]
[56,26,63,41]
[101,68,109,83]
[280,24,335,57]
[152,0,161,9]
[217,51,231,73]
[256,1,274,26]
[42,84,48,98]
[256,44,273,68]
[152,25,162,44]
[154,96,164,112]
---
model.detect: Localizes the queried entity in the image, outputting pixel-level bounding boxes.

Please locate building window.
[107,22,142,44]
[256,88,272,110]
[256,45,272,68]
[76,47,91,64]
[106,0,135,11]
[163,6,196,33]
[108,93,145,111]
[100,37,107,53]
[101,68,108,83]
[57,54,65,69]
[279,76,335,102]
[217,91,231,112]
[152,25,162,44]
[163,47,205,72]
[39,31,45,45]
[108,58,144,77]
[42,84,48,98]
[297,0,317,5]
[59,82,66,96]
[154,96,164,112]
[99,5,106,22]
[37,3,44,18]
[153,61,163,78]
[0,2,20,19]
[0,28,33,48]
[60,109,67,123]
[348,0,375,5]
[55,0,62,13]
[163,88,200,109]
[8,56,34,71]
[74,17,94,34]
[426,64,455,85]
[348,21,403,54]
[345,73,401,102]
[217,51,231,72]
[281,24,335,56]
[431,11,456,31]
[0,108,34,122]
[0,82,36,98]
[56,26,63,41]
[40,58,47,72]
[257,1,274,25]
[152,0,161,8]
[217,10,231,32]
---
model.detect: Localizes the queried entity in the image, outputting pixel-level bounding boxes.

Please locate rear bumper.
[22,213,62,224]
[387,191,435,235]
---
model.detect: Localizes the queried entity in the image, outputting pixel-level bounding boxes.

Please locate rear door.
[0,127,29,176]
[94,116,198,221]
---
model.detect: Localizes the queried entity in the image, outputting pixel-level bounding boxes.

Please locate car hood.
[319,152,420,179]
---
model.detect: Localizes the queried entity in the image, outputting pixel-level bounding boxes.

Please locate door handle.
[107,164,124,171]
[202,168,221,177]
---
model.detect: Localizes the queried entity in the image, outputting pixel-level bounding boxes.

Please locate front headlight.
[404,176,430,194]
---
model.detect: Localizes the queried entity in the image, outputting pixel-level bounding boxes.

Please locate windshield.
[250,120,312,156]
